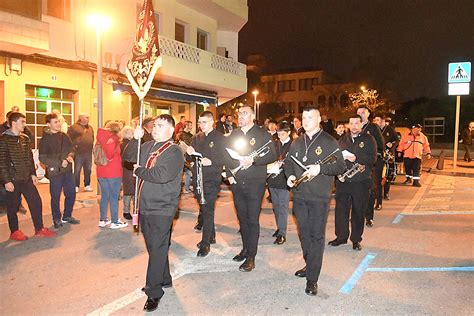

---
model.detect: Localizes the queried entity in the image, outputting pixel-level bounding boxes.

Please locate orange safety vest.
[397,132,431,159]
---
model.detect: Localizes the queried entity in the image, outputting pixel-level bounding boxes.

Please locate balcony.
[156,35,247,103]
[0,11,49,55]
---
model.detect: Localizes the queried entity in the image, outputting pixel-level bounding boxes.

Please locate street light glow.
[360,85,366,91]
[87,14,112,30]
[252,90,259,96]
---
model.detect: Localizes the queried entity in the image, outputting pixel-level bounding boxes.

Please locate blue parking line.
[339,252,377,294]
[367,267,474,272]
[392,214,404,224]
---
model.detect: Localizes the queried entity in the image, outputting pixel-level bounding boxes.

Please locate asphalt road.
[1,173,473,315]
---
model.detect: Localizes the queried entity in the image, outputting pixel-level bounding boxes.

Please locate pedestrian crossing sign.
[448,62,471,83]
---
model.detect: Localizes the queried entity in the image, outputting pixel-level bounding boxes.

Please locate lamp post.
[252,90,259,120]
[256,100,261,122]
[87,14,111,129]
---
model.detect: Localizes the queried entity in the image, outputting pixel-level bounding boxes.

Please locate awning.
[112,83,216,105]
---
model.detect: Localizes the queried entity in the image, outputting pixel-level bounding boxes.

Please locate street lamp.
[252,90,259,119]
[256,100,261,122]
[87,13,111,129]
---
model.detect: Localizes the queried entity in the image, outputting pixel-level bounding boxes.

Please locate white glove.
[302,164,320,181]
[133,127,144,140]
[287,175,296,187]
[228,177,237,184]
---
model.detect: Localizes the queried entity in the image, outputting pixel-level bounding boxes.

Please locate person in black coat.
[120,126,135,220]
[329,114,377,251]
[215,113,229,135]
[285,106,345,296]
[186,111,233,257]
[226,105,277,272]
[376,116,399,200]
[356,105,384,226]
[267,121,292,245]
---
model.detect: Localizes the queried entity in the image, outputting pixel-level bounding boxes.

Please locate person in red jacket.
[397,124,431,187]
[96,121,126,229]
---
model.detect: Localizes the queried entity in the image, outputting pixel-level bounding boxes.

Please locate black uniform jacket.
[338,133,377,182]
[381,124,399,153]
[284,130,345,201]
[225,124,277,183]
[267,138,292,190]
[127,138,184,216]
[187,129,233,183]
[361,122,384,155]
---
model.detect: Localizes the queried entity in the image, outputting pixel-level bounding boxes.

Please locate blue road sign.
[448,62,471,83]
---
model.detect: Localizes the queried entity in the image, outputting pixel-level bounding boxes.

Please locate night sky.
[239,0,474,101]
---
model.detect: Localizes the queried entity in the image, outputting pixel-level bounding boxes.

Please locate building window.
[312,77,320,85]
[197,29,208,50]
[298,101,313,113]
[277,80,296,92]
[175,20,186,43]
[328,95,337,107]
[340,94,350,107]
[25,85,75,149]
[299,78,314,91]
[45,0,71,20]
[262,82,273,92]
[317,95,326,106]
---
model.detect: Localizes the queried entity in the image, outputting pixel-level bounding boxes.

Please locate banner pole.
[133,98,144,233]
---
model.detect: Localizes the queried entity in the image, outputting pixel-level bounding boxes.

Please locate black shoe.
[403,178,412,185]
[232,249,247,262]
[352,242,362,251]
[53,220,63,229]
[143,297,160,312]
[197,245,210,257]
[62,216,80,224]
[272,229,279,237]
[328,238,347,247]
[383,194,390,200]
[375,204,382,210]
[366,219,374,227]
[294,267,306,278]
[413,180,421,187]
[305,280,318,296]
[17,204,27,214]
[239,257,255,272]
[274,235,286,245]
[193,222,202,232]
[196,237,216,248]
[123,213,132,220]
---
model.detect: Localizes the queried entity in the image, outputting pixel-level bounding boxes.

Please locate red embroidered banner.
[125,0,161,99]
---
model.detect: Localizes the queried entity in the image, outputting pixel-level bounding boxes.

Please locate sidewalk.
[428,158,474,178]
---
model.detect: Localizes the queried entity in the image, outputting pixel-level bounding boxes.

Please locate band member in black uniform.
[186,111,232,257]
[329,115,377,251]
[285,106,345,296]
[226,105,277,272]
[356,105,384,227]
[267,121,292,245]
[374,115,399,200]
[129,114,184,312]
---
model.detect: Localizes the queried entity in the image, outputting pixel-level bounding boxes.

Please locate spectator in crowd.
[142,117,155,143]
[96,121,127,229]
[51,109,69,133]
[120,126,135,220]
[39,113,79,229]
[267,119,278,141]
[216,113,229,134]
[320,114,335,136]
[334,123,346,140]
[0,112,56,241]
[292,116,305,138]
[68,114,94,193]
[174,116,186,138]
[462,121,474,162]
[179,121,194,194]
[226,115,237,132]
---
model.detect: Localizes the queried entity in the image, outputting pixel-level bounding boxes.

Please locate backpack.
[93,142,108,166]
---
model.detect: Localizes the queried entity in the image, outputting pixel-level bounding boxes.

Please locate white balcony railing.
[158,35,246,77]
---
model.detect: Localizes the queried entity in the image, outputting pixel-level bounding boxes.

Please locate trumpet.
[193,153,207,205]
[229,139,272,176]
[337,163,365,182]
[290,148,340,188]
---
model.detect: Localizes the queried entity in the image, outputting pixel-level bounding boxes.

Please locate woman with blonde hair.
[96,121,127,229]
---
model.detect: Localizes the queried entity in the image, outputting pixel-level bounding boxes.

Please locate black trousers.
[464,144,472,161]
[141,213,174,299]
[293,198,329,282]
[231,181,266,258]
[335,179,371,243]
[404,158,421,180]
[366,157,384,220]
[6,179,44,233]
[383,180,391,196]
[197,181,220,246]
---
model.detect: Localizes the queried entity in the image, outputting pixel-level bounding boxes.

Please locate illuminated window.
[197,29,208,50]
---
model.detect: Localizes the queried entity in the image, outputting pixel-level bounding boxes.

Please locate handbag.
[93,138,118,166]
